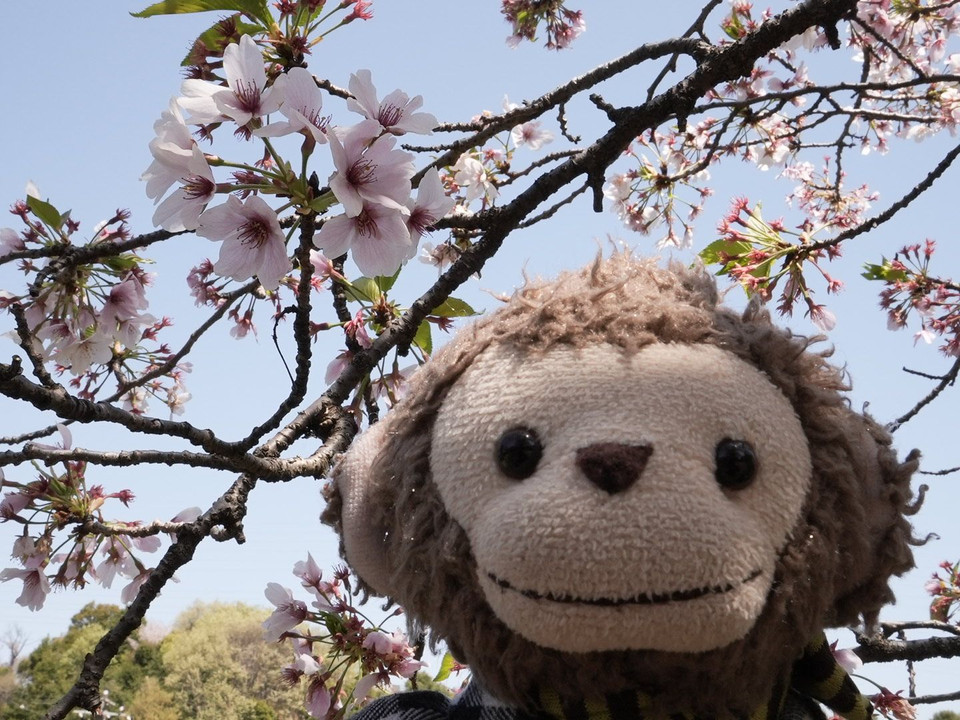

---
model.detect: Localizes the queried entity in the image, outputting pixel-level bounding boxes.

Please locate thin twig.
[892,355,960,429]
[238,216,318,448]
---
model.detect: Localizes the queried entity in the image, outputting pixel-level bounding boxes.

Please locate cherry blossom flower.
[829,640,863,673]
[406,169,455,241]
[256,67,329,144]
[0,564,51,611]
[324,350,352,384]
[1,227,25,257]
[197,195,292,291]
[142,99,197,202]
[328,119,416,217]
[101,273,150,332]
[121,569,152,604]
[55,330,115,377]
[179,34,281,127]
[419,241,460,270]
[97,538,138,589]
[353,673,380,701]
[315,201,413,277]
[362,629,423,678]
[343,0,373,23]
[344,309,373,349]
[263,582,309,640]
[511,120,554,150]
[1,491,31,520]
[151,145,217,232]
[871,688,917,720]
[282,642,323,687]
[807,304,837,331]
[293,553,324,590]
[453,154,499,204]
[305,677,332,718]
[346,69,437,135]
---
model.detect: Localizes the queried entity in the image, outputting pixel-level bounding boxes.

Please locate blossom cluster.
[264,556,431,718]
[0,425,201,611]
[0,191,187,413]
[924,559,960,622]
[866,241,960,356]
[603,125,714,250]
[704,196,842,330]
[145,21,449,291]
[500,0,585,49]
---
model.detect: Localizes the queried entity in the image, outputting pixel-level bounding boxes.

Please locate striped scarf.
[353,633,870,720]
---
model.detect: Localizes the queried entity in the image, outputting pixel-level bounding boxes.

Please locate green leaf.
[132,0,272,25]
[698,239,753,267]
[101,255,142,273]
[862,259,908,283]
[430,297,479,318]
[374,268,401,293]
[307,192,337,214]
[183,15,263,64]
[432,652,457,683]
[27,196,64,229]
[342,277,380,303]
[413,320,433,355]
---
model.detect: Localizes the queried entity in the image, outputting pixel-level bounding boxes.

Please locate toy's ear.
[333,419,394,597]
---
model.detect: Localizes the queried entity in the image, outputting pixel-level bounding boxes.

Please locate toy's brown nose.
[575,442,653,494]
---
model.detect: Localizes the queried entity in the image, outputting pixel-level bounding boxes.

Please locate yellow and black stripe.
[791,633,872,720]
[537,633,872,720]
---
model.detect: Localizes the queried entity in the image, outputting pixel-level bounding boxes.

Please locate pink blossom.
[283,644,323,686]
[121,569,152,604]
[353,673,380,700]
[305,677,332,718]
[452,154,498,204]
[293,553,324,589]
[324,350,352,385]
[511,120,554,150]
[54,331,114,377]
[328,119,416,217]
[197,195,292,291]
[343,0,373,23]
[1,227,25,257]
[829,640,863,673]
[347,69,437,135]
[808,304,837,331]
[362,629,424,677]
[418,241,460,270]
[180,34,281,127]
[406,169,455,241]
[101,274,150,329]
[309,250,343,284]
[97,537,138,589]
[142,98,198,202]
[123,386,150,415]
[0,565,51,611]
[257,67,329,144]
[1,491,31,520]
[166,385,192,416]
[151,145,217,232]
[316,202,413,277]
[263,582,309,639]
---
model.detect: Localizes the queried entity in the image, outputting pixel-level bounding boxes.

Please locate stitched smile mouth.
[486,568,764,607]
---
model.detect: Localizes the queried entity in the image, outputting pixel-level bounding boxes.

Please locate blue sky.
[1,1,959,711]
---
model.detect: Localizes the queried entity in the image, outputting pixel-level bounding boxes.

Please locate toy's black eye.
[496,427,543,480]
[715,439,757,490]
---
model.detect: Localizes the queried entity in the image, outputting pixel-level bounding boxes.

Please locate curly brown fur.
[325,252,918,715]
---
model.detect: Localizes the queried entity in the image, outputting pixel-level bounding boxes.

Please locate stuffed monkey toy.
[324,253,919,720]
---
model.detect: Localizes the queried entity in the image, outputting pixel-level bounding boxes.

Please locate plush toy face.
[430,341,812,654]
[328,256,918,713]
